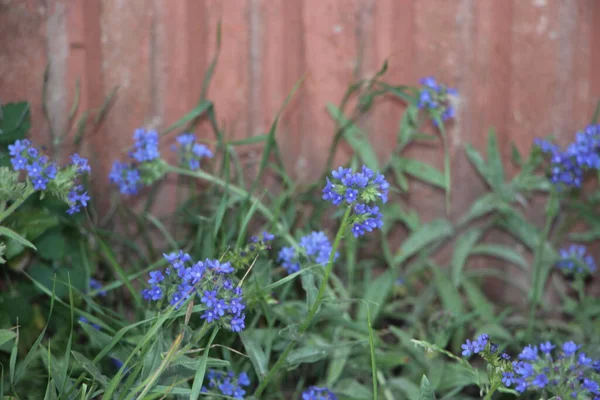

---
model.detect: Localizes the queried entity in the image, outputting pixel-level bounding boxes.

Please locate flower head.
[302,386,337,400]
[323,165,389,237]
[141,251,246,333]
[203,369,250,399]
[278,231,338,275]
[417,76,457,124]
[7,139,90,214]
[502,340,597,398]
[172,133,213,170]
[556,244,596,276]
[535,125,600,190]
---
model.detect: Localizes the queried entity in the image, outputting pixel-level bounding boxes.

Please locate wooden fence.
[2,0,600,219]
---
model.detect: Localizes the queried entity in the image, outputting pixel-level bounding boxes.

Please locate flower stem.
[253,206,352,396]
[526,203,555,341]
[0,188,34,224]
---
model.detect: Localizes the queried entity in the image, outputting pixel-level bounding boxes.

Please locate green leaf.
[451,229,482,287]
[395,157,446,189]
[389,378,420,400]
[162,101,212,135]
[430,262,464,314]
[0,227,36,250]
[471,244,529,271]
[239,331,268,378]
[0,329,16,347]
[358,269,394,322]
[0,102,31,144]
[286,346,328,366]
[301,271,318,309]
[34,228,65,261]
[326,104,379,171]
[394,219,453,265]
[465,143,489,184]
[486,128,505,190]
[419,375,436,400]
[71,351,109,387]
[511,142,523,166]
[190,327,219,400]
[97,237,142,308]
[459,193,509,224]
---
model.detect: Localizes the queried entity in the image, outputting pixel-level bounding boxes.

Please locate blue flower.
[513,361,534,378]
[502,372,515,387]
[532,373,548,388]
[109,161,141,195]
[173,133,213,170]
[505,340,596,397]
[535,125,600,189]
[229,297,245,315]
[201,290,218,307]
[26,161,43,178]
[278,231,338,275]
[539,341,555,354]
[461,339,473,357]
[131,129,160,162]
[417,76,457,123]
[563,341,580,356]
[148,271,164,285]
[556,244,596,275]
[519,345,539,361]
[299,231,338,265]
[205,369,250,399]
[213,299,229,317]
[209,260,234,274]
[579,352,593,366]
[71,153,91,173]
[302,386,337,400]
[277,246,300,274]
[230,314,245,332]
[583,379,600,394]
[67,185,90,214]
[202,309,218,323]
[32,176,48,191]
[8,140,28,157]
[323,165,389,237]
[89,279,107,297]
[11,155,27,170]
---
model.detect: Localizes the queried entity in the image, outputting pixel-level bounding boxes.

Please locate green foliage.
[2,35,599,400]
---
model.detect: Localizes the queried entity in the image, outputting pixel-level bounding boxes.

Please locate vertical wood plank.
[0,1,49,144]
[258,0,307,179]
[203,0,252,142]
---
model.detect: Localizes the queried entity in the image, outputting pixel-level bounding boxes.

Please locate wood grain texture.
[1,0,599,220]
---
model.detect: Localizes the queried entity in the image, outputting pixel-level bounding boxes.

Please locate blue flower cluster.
[535,124,600,189]
[501,340,600,398]
[173,133,213,170]
[417,76,458,123]
[461,333,491,357]
[278,231,338,274]
[322,165,389,237]
[142,251,246,332]
[302,386,338,400]
[8,139,91,214]
[130,128,160,162]
[250,231,275,244]
[202,369,250,399]
[556,244,597,276]
[109,128,163,195]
